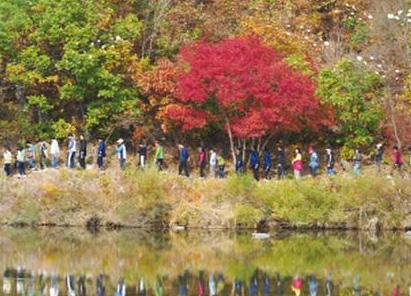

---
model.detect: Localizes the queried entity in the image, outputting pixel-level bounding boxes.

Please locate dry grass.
[0,166,411,230]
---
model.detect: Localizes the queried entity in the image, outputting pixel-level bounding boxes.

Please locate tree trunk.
[225,117,236,166]
[388,90,402,148]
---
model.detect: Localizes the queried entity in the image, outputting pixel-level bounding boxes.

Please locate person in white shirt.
[3,146,13,176]
[67,134,77,169]
[209,149,217,178]
[50,139,60,168]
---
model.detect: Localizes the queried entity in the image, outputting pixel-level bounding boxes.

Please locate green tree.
[0,0,143,139]
[317,59,385,154]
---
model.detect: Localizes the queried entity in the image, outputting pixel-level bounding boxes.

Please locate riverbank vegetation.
[1,167,410,230]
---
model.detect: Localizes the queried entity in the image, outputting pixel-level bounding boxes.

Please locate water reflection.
[0,228,410,295]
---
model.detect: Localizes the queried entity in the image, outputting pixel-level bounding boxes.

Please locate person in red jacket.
[391,145,403,177]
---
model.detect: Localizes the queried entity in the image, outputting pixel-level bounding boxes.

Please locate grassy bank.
[0,167,410,230]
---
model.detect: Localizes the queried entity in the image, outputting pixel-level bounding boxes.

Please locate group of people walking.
[1,134,107,177]
[0,134,404,180]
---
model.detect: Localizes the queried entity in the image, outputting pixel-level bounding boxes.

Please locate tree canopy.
[0,0,410,152]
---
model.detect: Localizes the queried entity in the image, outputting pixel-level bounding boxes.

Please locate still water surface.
[0,228,410,295]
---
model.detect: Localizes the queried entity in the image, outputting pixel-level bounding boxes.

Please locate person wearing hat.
[375,143,384,173]
[116,139,127,170]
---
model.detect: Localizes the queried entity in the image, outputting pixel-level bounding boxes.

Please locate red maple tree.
[166,36,330,162]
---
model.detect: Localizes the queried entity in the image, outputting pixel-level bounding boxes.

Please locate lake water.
[0,228,410,295]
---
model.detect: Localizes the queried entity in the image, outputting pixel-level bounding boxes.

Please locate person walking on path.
[67,134,77,169]
[16,145,26,177]
[308,147,320,177]
[353,148,362,176]
[263,148,272,179]
[39,141,48,170]
[217,151,225,178]
[209,149,217,178]
[375,143,384,173]
[198,147,206,177]
[249,146,260,181]
[78,135,87,169]
[97,138,106,170]
[26,141,36,171]
[3,146,13,176]
[50,139,60,169]
[235,148,244,174]
[138,141,148,168]
[292,148,304,179]
[391,145,403,176]
[178,144,190,177]
[116,138,127,170]
[326,148,336,176]
[277,146,286,179]
[154,141,164,171]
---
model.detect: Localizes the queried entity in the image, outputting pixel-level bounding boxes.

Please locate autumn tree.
[166,36,328,163]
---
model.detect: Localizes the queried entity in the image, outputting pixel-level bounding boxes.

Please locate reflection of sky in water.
[0,228,410,295]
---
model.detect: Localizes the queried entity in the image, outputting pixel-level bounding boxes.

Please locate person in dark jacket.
[178,144,190,177]
[326,148,335,176]
[249,146,260,181]
[79,135,87,169]
[39,141,48,170]
[97,138,106,170]
[198,147,206,178]
[138,141,148,168]
[235,148,244,174]
[277,146,286,179]
[263,148,272,179]
[375,143,384,173]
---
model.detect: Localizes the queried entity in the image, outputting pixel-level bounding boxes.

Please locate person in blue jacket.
[263,148,272,179]
[97,138,106,170]
[178,144,190,177]
[277,146,286,179]
[309,147,320,177]
[249,146,260,181]
[116,138,127,170]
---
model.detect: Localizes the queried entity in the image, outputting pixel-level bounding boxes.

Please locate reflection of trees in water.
[0,228,410,294]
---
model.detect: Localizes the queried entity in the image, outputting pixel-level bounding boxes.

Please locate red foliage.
[166,36,330,139]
